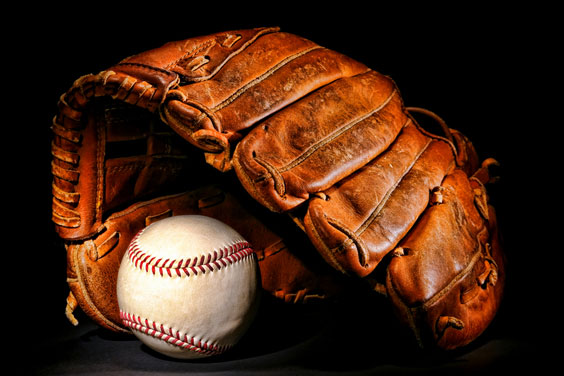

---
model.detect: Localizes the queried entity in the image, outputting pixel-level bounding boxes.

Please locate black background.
[9,4,555,374]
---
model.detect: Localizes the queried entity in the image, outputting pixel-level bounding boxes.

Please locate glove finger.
[156,28,368,171]
[233,70,406,212]
[303,120,456,277]
[384,169,505,350]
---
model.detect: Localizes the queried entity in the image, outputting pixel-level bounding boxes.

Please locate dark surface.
[28,291,549,375]
[10,5,554,375]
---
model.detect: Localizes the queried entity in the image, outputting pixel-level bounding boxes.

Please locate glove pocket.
[384,170,505,350]
[65,187,242,333]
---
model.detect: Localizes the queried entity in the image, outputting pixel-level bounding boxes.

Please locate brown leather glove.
[51,27,504,350]
[51,33,351,333]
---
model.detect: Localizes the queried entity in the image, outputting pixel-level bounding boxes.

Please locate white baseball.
[116,215,260,359]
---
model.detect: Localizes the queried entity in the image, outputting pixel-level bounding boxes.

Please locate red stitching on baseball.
[126,228,253,277]
[120,310,231,356]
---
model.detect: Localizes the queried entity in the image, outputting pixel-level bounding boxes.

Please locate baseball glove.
[51,27,505,350]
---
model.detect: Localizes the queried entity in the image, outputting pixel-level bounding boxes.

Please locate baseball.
[116,215,260,359]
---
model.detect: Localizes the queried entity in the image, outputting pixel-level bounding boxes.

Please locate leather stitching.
[422,239,485,309]
[95,110,105,228]
[166,39,217,70]
[278,88,398,174]
[326,215,370,268]
[305,215,347,274]
[170,27,280,83]
[187,46,324,129]
[51,70,162,230]
[210,46,324,114]
[253,156,286,197]
[356,131,431,237]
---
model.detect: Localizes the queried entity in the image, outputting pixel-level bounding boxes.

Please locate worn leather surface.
[385,170,505,349]
[51,27,505,350]
[303,121,455,277]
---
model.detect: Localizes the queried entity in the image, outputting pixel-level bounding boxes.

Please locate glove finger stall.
[384,170,505,349]
[303,120,457,277]
[233,70,404,212]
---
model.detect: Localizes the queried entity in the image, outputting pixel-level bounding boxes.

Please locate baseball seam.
[126,228,253,277]
[120,311,231,356]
